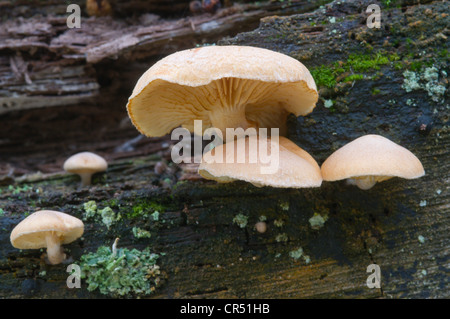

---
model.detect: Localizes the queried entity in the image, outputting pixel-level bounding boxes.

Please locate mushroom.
[255,221,267,234]
[126,45,318,140]
[10,210,84,265]
[63,151,108,187]
[198,135,322,188]
[321,134,425,190]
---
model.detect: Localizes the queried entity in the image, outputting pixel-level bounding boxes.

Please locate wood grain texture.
[0,0,448,298]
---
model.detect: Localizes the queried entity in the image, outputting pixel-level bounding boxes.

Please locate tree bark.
[0,0,448,298]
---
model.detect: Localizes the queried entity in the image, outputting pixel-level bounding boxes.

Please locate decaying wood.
[0,0,323,114]
[0,0,449,299]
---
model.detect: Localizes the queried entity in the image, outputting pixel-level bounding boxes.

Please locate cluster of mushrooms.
[10,45,425,266]
[10,153,108,264]
[126,45,425,189]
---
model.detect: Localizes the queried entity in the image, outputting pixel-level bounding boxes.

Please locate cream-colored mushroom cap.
[10,210,84,264]
[63,152,108,186]
[126,45,318,137]
[321,134,425,189]
[199,135,322,188]
[10,210,84,249]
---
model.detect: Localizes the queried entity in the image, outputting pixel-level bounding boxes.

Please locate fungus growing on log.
[321,134,425,190]
[10,210,84,265]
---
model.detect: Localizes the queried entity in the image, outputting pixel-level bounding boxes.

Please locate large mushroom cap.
[126,45,318,137]
[10,210,84,250]
[321,134,425,183]
[198,135,322,188]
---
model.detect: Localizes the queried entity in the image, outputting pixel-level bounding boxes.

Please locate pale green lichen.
[303,255,311,264]
[289,247,311,264]
[132,227,152,239]
[418,235,426,244]
[274,219,284,228]
[151,211,160,221]
[275,233,288,242]
[279,201,289,211]
[83,200,98,220]
[308,213,329,230]
[99,207,121,229]
[406,98,416,106]
[402,66,446,102]
[324,99,334,108]
[402,70,421,92]
[233,214,248,228]
[83,201,121,229]
[289,247,304,260]
[80,245,163,297]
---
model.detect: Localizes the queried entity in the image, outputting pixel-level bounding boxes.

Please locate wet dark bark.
[0,0,448,298]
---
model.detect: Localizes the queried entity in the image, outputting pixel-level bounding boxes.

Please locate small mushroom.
[321,134,425,190]
[10,210,84,265]
[255,221,267,234]
[63,152,108,187]
[198,135,322,188]
[126,45,318,140]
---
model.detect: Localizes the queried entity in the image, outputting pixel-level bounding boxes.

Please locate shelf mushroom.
[321,134,425,190]
[10,210,84,265]
[63,151,108,187]
[199,135,322,188]
[126,45,318,140]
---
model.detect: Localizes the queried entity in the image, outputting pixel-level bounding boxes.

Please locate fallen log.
[0,0,448,299]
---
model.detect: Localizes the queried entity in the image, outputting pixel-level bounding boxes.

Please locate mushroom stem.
[208,107,257,141]
[78,172,93,187]
[348,176,393,190]
[45,232,66,265]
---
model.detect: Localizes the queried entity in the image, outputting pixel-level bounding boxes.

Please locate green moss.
[310,65,337,88]
[381,0,400,8]
[126,200,166,219]
[371,88,381,95]
[0,184,34,195]
[311,51,396,89]
[104,198,119,208]
[343,74,365,82]
[438,49,449,60]
[80,245,163,297]
[394,61,404,70]
[346,53,389,72]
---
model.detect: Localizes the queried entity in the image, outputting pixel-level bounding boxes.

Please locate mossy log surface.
[0,0,449,298]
